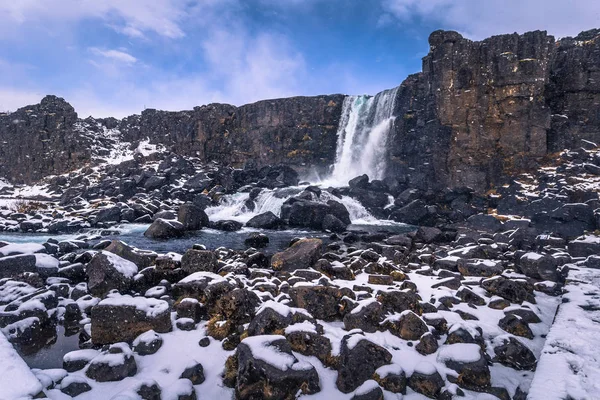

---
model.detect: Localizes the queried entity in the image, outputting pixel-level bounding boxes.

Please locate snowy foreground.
[1,231,599,400]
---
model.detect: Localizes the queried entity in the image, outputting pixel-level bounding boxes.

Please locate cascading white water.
[205,86,402,226]
[205,186,389,225]
[328,86,400,185]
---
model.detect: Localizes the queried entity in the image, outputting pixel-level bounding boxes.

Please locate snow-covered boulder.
[91,294,171,344]
[87,250,138,297]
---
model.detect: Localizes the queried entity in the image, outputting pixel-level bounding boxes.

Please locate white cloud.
[382,0,600,39]
[90,48,137,65]
[0,0,187,38]
[201,28,306,104]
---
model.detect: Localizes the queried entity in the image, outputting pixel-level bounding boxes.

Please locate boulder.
[407,362,444,398]
[181,249,218,274]
[144,218,185,239]
[336,332,392,393]
[246,211,286,230]
[322,214,348,233]
[86,343,137,382]
[87,251,138,297]
[0,255,37,279]
[229,335,320,399]
[289,285,350,321]
[91,294,172,345]
[384,311,429,340]
[287,200,331,230]
[104,240,157,269]
[177,203,209,231]
[493,337,536,370]
[518,252,559,281]
[438,344,490,390]
[244,233,269,248]
[271,238,322,271]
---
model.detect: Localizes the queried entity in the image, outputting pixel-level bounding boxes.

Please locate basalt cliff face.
[1,28,599,190]
[388,29,600,191]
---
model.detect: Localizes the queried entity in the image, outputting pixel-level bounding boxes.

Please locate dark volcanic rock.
[230,335,320,399]
[87,251,138,297]
[144,218,185,239]
[336,332,392,393]
[91,295,172,345]
[271,238,322,271]
[246,211,286,230]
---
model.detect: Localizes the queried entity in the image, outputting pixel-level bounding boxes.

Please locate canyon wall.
[1,29,599,190]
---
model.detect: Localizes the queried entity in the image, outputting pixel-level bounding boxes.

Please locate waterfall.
[328,86,400,186]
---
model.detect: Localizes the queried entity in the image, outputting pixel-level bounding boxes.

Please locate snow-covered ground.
[529,265,600,399]
[0,331,44,399]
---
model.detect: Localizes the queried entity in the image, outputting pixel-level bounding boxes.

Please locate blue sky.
[0,0,598,118]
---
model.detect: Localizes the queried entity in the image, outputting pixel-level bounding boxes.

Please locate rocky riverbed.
[1,145,600,399]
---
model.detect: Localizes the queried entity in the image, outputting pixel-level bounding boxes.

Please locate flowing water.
[327,86,400,186]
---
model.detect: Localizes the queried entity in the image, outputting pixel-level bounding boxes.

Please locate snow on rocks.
[91,294,171,344]
[87,250,138,297]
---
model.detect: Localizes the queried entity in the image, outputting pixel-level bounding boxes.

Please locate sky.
[0,0,598,118]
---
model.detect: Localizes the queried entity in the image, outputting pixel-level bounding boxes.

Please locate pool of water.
[0,222,414,255]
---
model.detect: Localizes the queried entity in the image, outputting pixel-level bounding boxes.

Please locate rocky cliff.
[388,29,600,191]
[1,28,599,190]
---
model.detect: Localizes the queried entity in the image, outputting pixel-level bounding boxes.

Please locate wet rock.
[271,238,322,272]
[246,211,286,230]
[336,332,392,393]
[211,220,243,231]
[144,218,185,239]
[177,203,209,231]
[493,337,536,370]
[87,251,138,297]
[244,233,269,248]
[91,294,172,345]
[287,200,331,230]
[322,213,348,233]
